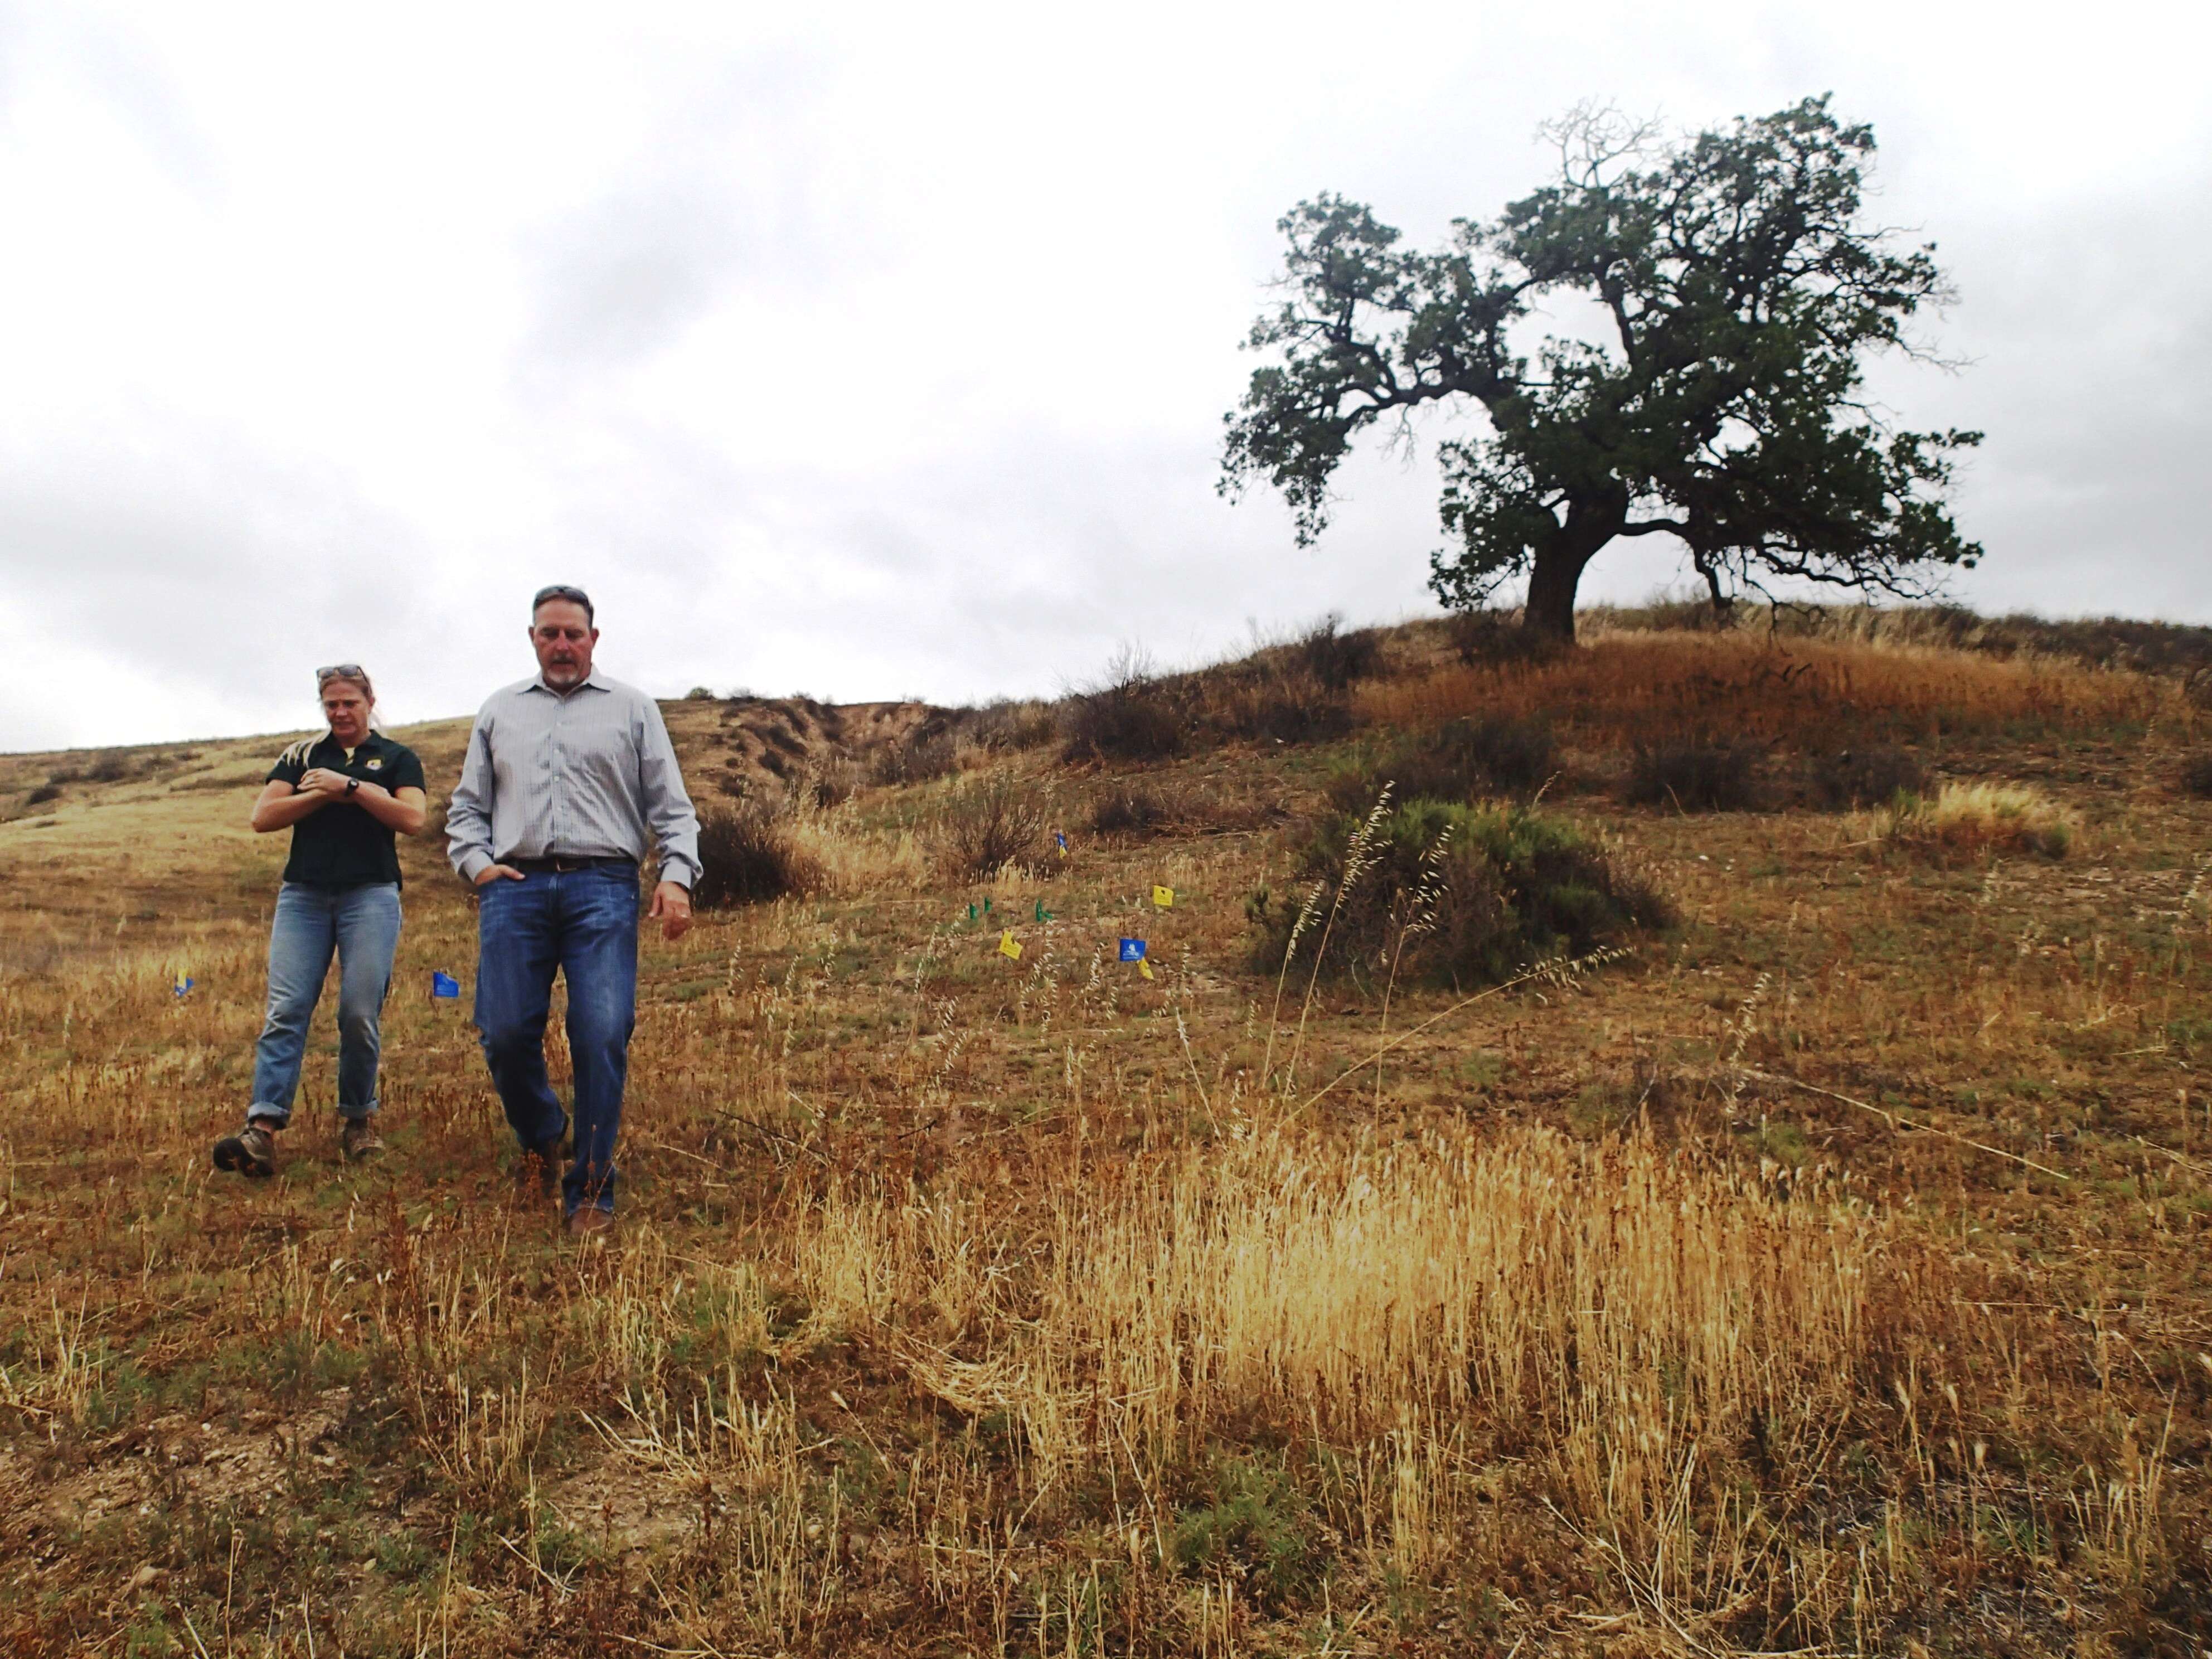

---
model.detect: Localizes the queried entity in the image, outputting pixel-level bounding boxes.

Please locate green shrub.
[1254,799,1671,987]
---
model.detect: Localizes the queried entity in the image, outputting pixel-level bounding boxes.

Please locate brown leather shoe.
[213,1120,278,1178]
[565,1207,615,1240]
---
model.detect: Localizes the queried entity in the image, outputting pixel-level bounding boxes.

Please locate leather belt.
[507,855,638,875]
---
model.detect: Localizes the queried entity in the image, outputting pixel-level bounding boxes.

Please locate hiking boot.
[566,1206,615,1241]
[339,1118,384,1162]
[212,1121,278,1179]
[515,1141,564,1205]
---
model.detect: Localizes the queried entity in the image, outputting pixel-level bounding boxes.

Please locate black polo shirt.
[266,733,426,889]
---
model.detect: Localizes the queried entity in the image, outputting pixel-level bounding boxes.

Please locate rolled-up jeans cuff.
[248,1104,292,1129]
[339,1100,379,1123]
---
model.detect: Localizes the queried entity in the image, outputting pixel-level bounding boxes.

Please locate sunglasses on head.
[317,664,366,685]
[531,584,595,624]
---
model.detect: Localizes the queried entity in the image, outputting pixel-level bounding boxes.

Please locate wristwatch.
[345,778,360,795]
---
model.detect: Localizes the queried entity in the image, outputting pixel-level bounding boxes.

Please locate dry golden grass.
[1360,629,2189,751]
[1870,780,2083,861]
[0,623,2208,1655]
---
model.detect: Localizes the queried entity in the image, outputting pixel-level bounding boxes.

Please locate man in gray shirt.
[447,584,701,1236]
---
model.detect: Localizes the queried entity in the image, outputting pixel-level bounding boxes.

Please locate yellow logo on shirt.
[366,758,384,769]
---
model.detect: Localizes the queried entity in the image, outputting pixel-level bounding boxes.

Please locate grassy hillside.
[2,613,2210,1655]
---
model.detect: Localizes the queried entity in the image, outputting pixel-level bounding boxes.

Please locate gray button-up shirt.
[446,671,702,889]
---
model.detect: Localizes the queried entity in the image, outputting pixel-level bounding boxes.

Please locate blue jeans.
[250,881,403,1128]
[473,865,639,1215]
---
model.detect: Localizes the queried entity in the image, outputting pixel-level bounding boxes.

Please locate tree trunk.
[1523,546,1585,643]
[1521,498,1622,644]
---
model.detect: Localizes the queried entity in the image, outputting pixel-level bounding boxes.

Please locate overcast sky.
[3,2,2206,750]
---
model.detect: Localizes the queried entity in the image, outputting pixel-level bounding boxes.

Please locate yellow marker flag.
[998,930,1022,960]
[1138,960,1154,981]
[1152,885,1174,909]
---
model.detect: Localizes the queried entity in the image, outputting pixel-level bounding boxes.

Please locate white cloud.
[4,0,2208,748]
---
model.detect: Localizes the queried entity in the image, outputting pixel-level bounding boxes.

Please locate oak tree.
[1220,96,1982,642]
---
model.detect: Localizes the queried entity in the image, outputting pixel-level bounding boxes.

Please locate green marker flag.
[968,903,977,921]
[1034,899,1054,922]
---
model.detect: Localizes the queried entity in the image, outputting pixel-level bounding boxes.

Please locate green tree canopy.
[1220,96,1982,642]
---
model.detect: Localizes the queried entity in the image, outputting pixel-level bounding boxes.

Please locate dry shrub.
[1248,674,1354,744]
[1624,735,1763,812]
[1807,744,1927,809]
[1873,781,2079,861]
[1360,631,2185,753]
[1445,607,1564,666]
[959,698,1058,751]
[1061,652,1185,763]
[2180,753,2212,799]
[935,775,1049,879]
[1253,799,1671,986]
[1293,612,1385,691]
[1178,664,1352,748]
[1089,784,1179,838]
[799,754,858,808]
[24,783,60,806]
[871,726,959,787]
[1327,716,1556,812]
[692,803,823,909]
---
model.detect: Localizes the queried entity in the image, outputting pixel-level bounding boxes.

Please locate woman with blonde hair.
[214,665,428,1177]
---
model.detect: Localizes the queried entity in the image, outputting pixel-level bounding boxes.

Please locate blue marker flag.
[431,971,461,999]
[1118,938,1147,962]
[172,977,195,997]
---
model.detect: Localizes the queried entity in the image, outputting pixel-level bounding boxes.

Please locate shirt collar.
[528,668,610,697]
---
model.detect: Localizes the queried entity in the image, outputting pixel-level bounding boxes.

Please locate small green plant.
[1171,1456,1319,1610]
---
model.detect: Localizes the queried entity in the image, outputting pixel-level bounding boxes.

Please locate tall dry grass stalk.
[785,792,925,895]
[795,1120,1885,1568]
